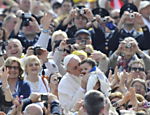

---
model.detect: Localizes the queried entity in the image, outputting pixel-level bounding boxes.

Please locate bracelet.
[42,29,50,34]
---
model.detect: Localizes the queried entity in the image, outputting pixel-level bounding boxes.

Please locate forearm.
[14,19,22,36]
[2,82,13,102]
[34,31,50,49]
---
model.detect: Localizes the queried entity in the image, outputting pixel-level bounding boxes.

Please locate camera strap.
[42,64,49,92]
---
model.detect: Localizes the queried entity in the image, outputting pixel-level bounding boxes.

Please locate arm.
[19,81,31,99]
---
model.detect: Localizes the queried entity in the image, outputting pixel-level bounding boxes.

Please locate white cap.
[63,54,81,70]
[139,1,150,11]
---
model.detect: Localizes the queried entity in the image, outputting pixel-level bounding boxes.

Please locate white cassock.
[58,73,85,113]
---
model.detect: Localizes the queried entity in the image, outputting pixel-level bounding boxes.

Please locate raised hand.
[40,12,54,30]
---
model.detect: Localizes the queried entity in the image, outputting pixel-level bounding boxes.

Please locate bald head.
[24,104,43,115]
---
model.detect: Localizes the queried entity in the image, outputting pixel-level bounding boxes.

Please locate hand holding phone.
[41,94,48,101]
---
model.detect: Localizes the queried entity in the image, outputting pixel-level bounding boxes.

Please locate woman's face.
[7,62,20,79]
[80,62,92,75]
[132,82,146,96]
[26,60,40,76]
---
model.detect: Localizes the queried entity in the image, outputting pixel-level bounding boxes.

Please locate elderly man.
[58,54,88,113]
[139,1,150,31]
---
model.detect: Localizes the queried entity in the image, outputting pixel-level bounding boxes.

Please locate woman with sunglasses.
[0,56,31,113]
[23,55,49,93]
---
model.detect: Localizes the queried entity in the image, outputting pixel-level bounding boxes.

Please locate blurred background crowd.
[0,0,150,115]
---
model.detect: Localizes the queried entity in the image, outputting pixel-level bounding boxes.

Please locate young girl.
[80,58,111,97]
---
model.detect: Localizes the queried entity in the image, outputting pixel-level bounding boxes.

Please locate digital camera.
[21,13,32,26]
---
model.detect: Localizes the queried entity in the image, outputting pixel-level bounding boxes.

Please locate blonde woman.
[24,55,50,93]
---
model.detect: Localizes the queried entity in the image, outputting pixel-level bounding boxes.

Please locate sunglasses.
[6,66,19,70]
[130,67,145,72]
[76,37,91,40]
[112,16,120,19]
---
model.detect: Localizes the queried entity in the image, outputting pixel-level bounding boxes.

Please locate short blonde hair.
[51,30,68,44]
[23,55,41,73]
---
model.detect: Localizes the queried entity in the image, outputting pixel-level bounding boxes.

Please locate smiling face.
[80,62,92,75]
[6,40,23,58]
[26,60,41,76]
[7,62,20,79]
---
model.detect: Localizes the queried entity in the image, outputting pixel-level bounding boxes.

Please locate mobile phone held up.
[41,94,48,101]
[105,22,116,30]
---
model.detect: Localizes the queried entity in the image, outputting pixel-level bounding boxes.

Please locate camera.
[41,94,48,101]
[129,13,135,19]
[32,46,43,55]
[102,17,109,23]
[66,39,75,44]
[51,101,61,115]
[21,13,32,26]
[125,43,132,48]
[77,8,85,15]
[105,21,116,30]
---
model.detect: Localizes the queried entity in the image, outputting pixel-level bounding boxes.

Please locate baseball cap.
[92,8,109,17]
[75,29,91,37]
[120,3,138,17]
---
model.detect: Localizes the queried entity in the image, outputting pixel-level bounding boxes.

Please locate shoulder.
[18,80,30,88]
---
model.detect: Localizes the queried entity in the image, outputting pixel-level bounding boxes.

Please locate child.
[80,58,111,97]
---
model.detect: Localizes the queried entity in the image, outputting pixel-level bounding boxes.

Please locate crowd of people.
[0,0,150,115]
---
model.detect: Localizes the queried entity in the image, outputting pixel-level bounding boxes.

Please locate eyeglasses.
[130,67,145,72]
[76,37,90,40]
[28,63,40,67]
[6,66,19,70]
[112,16,120,19]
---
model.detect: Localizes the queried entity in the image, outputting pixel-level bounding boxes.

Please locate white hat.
[139,1,150,11]
[63,54,81,70]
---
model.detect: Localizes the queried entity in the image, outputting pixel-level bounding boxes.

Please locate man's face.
[6,41,23,58]
[123,12,135,25]
[67,58,81,76]
[20,0,31,12]
[22,22,37,35]
[74,15,88,29]
[6,17,17,31]
[76,34,91,48]
[61,1,72,14]
[140,6,150,20]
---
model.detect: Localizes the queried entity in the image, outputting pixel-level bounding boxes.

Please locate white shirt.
[25,76,49,93]
[58,73,85,112]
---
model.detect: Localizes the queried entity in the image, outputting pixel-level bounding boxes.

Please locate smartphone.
[105,22,116,30]
[41,94,48,101]
[66,39,75,44]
